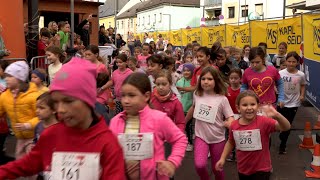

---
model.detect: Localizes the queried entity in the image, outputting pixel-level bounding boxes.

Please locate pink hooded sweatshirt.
[109,105,187,180]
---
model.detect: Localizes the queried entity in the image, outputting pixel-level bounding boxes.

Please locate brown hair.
[195,66,227,96]
[37,92,55,110]
[128,56,138,65]
[228,68,242,78]
[117,53,128,62]
[122,72,151,102]
[249,46,265,64]
[236,90,260,106]
[154,70,173,85]
[279,42,288,49]
[286,51,300,63]
[45,46,66,63]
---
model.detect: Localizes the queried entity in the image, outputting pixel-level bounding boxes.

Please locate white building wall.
[137,5,201,33]
[221,0,285,24]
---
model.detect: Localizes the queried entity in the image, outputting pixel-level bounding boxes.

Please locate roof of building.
[99,0,129,18]
[137,0,200,12]
[117,1,150,19]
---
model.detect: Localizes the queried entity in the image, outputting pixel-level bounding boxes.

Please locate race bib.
[118,133,154,160]
[233,129,262,151]
[51,152,100,180]
[193,102,218,123]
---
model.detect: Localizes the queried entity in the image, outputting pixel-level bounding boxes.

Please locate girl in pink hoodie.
[110,72,187,180]
[151,70,185,131]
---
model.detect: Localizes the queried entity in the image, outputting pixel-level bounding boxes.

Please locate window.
[148,15,150,25]
[154,14,156,23]
[241,5,248,17]
[117,21,119,28]
[138,17,140,26]
[159,13,162,22]
[214,9,221,18]
[255,4,263,15]
[131,19,133,28]
[121,20,123,29]
[143,17,145,25]
[228,6,235,18]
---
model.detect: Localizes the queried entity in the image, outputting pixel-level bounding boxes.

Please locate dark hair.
[142,43,150,48]
[85,45,99,55]
[279,42,288,49]
[45,46,66,63]
[286,51,300,63]
[165,50,172,55]
[58,21,68,30]
[97,73,109,88]
[134,46,142,52]
[37,92,55,110]
[243,45,250,50]
[0,60,9,72]
[128,56,138,64]
[195,66,227,96]
[197,46,211,57]
[165,57,175,72]
[236,90,259,106]
[216,48,227,59]
[117,53,128,62]
[193,42,201,48]
[122,72,151,101]
[146,54,165,69]
[210,41,222,60]
[158,34,162,38]
[258,42,268,49]
[186,43,193,50]
[154,70,173,85]
[280,58,286,65]
[228,68,242,78]
[167,43,173,48]
[40,30,51,38]
[249,46,266,62]
[183,50,193,61]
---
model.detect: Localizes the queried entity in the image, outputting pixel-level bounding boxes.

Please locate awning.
[286,1,320,10]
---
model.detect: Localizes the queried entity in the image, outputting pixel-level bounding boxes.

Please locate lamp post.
[70,0,74,49]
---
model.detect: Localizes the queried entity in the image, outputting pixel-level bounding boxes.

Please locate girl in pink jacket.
[151,70,185,132]
[110,72,187,180]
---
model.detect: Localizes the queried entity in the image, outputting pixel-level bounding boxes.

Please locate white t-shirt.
[193,93,234,144]
[48,63,63,82]
[145,38,154,44]
[279,69,306,107]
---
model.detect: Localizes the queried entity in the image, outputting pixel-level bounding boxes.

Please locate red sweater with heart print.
[0,117,125,180]
[242,66,281,104]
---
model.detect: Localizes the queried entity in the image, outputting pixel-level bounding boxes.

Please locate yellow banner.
[226,24,250,48]
[202,26,226,47]
[181,28,202,46]
[303,14,320,61]
[169,30,183,46]
[251,17,302,54]
[157,31,170,41]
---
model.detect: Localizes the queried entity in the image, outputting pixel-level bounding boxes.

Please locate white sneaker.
[186,144,193,152]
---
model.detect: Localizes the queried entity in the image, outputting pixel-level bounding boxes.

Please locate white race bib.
[118,133,154,160]
[193,102,218,123]
[51,152,100,180]
[233,129,262,151]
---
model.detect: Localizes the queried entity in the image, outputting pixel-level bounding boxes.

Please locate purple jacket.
[109,105,187,180]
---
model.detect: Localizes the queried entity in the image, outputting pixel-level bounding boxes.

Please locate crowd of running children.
[0,37,306,180]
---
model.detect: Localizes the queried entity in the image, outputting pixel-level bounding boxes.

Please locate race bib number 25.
[51,152,100,180]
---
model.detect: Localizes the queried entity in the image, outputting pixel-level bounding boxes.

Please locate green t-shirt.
[176,77,193,113]
[57,31,69,50]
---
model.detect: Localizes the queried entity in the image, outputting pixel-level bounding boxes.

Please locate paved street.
[3,101,320,180]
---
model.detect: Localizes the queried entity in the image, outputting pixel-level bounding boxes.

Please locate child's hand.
[278,102,284,108]
[156,160,176,177]
[14,123,31,131]
[215,159,225,171]
[260,104,279,118]
[300,95,305,102]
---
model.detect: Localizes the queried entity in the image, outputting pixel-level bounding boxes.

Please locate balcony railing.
[204,0,222,6]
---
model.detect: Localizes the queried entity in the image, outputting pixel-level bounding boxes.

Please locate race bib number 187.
[51,152,100,180]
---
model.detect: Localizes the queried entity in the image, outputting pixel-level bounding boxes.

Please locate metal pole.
[283,0,286,19]
[114,0,118,46]
[71,0,74,49]
[245,0,247,23]
[27,0,39,62]
[238,0,240,25]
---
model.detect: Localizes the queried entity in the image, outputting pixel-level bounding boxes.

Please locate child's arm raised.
[261,104,291,131]
[215,140,235,171]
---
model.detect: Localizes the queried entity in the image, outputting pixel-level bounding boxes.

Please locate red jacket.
[0,117,125,180]
[151,93,185,132]
[0,117,8,134]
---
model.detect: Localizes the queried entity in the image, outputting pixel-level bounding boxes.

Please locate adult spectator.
[0,24,11,59]
[48,21,58,37]
[144,32,154,44]
[115,34,126,49]
[127,31,135,55]
[134,35,142,47]
[76,14,92,47]
[107,27,115,44]
[99,25,111,46]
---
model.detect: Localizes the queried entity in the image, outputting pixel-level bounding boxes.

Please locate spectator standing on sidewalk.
[76,14,92,47]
